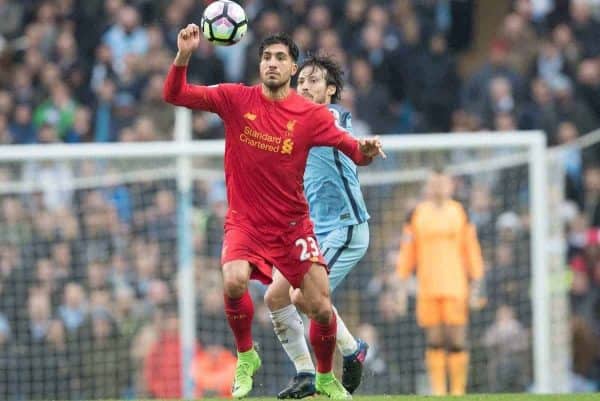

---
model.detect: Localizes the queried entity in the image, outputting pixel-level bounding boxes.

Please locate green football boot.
[232,348,262,398]
[316,372,352,400]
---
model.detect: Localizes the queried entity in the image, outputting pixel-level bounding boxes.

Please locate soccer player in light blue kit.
[264,54,371,399]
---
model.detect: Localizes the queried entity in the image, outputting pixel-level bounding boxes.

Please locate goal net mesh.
[0,138,568,398]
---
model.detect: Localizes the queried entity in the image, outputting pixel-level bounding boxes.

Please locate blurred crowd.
[0,0,599,398]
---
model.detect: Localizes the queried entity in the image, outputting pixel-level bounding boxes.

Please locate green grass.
[190,395,600,401]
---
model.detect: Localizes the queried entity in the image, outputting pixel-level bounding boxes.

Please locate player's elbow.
[162,81,183,105]
[162,88,178,105]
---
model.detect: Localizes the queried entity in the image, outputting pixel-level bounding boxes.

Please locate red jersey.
[163,65,370,240]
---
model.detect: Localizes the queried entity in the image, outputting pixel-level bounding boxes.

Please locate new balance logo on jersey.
[244,112,257,121]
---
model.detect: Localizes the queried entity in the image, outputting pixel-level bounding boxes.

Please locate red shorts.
[221,220,327,289]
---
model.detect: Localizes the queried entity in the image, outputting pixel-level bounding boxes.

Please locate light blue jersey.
[304,104,370,235]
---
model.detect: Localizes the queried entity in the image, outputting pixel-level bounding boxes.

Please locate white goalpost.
[0,130,569,398]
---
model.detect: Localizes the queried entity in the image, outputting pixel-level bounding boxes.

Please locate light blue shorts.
[317,222,369,291]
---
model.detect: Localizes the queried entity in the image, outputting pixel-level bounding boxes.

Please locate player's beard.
[263,76,290,92]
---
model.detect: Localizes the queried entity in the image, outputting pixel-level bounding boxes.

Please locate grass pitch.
[194,394,599,401]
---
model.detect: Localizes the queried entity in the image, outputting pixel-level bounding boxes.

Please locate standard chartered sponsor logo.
[243,126,281,143]
[240,125,293,153]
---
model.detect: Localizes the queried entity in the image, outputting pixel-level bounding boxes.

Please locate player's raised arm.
[311,106,385,165]
[162,24,234,114]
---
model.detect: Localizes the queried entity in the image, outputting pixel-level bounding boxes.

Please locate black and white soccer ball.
[201,1,248,46]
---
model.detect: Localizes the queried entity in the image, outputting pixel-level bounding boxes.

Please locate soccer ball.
[201,0,248,46]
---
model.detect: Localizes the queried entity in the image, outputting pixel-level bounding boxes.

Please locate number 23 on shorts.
[295,236,320,261]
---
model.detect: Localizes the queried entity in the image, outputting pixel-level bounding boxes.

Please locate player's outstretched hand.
[359,136,386,159]
[177,23,201,56]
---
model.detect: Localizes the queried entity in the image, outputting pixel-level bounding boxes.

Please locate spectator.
[9,103,37,144]
[93,78,118,142]
[102,169,133,224]
[518,78,559,139]
[109,253,134,291]
[576,59,600,121]
[418,33,459,132]
[482,305,529,392]
[0,313,17,400]
[79,309,129,399]
[188,39,226,86]
[350,58,394,134]
[204,182,226,262]
[557,122,585,204]
[485,243,529,318]
[583,166,600,227]
[193,344,236,398]
[551,75,597,138]
[0,0,23,39]
[102,5,148,75]
[570,0,600,58]
[144,306,196,399]
[500,12,538,76]
[58,283,88,334]
[0,115,11,145]
[461,40,523,119]
[486,77,517,126]
[552,23,581,74]
[0,196,32,247]
[10,69,36,105]
[64,107,92,143]
[569,227,600,324]
[33,82,78,139]
[570,315,599,392]
[20,291,53,399]
[138,74,173,137]
[533,40,572,90]
[42,320,74,400]
[51,242,76,283]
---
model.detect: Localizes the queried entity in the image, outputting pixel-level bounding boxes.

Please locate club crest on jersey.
[285,120,296,137]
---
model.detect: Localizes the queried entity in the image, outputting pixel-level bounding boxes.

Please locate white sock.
[270,304,316,374]
[334,306,358,357]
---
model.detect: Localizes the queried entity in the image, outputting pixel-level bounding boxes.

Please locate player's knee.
[264,287,290,311]
[308,300,332,324]
[222,261,250,298]
[222,272,248,298]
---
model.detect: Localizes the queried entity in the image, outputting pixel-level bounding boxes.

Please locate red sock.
[309,312,337,373]
[224,291,254,352]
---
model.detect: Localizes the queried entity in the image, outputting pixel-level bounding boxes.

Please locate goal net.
[0,131,569,399]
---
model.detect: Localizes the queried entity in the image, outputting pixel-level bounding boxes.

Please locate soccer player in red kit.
[163,25,384,400]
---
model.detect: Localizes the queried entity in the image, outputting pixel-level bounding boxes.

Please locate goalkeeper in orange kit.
[396,168,485,396]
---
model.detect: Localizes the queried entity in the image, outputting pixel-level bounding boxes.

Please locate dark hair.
[258,32,299,62]
[431,164,446,175]
[298,53,344,103]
